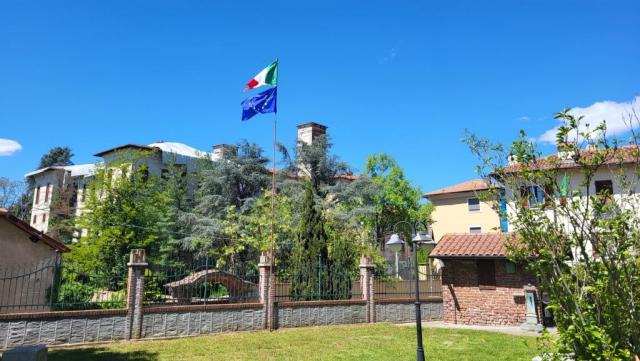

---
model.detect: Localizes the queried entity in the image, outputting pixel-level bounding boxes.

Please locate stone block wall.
[0,310,127,349]
[375,299,443,323]
[141,304,264,338]
[275,300,367,328]
[442,259,530,326]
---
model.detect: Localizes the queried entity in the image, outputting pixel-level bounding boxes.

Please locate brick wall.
[442,259,531,326]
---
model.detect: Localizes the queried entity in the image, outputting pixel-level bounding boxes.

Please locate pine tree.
[290,181,331,300]
[38,146,74,168]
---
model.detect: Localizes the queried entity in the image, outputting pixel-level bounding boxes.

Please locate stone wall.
[275,300,367,328]
[0,298,444,350]
[141,304,264,338]
[0,309,127,349]
[442,259,530,326]
[375,299,443,323]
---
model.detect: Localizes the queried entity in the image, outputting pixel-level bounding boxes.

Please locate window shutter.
[477,260,496,290]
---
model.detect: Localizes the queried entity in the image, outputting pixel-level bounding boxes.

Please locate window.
[499,191,508,232]
[595,180,613,197]
[41,214,46,223]
[477,260,496,290]
[32,215,37,224]
[469,226,482,234]
[468,198,480,212]
[35,186,41,204]
[521,185,544,208]
[70,183,78,208]
[505,261,517,274]
[44,183,51,203]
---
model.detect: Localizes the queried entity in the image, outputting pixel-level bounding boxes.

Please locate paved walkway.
[398,321,556,337]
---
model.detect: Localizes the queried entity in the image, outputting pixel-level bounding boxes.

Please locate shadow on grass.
[49,348,158,361]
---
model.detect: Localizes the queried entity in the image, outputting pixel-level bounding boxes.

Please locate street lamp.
[385,233,405,278]
[390,221,434,361]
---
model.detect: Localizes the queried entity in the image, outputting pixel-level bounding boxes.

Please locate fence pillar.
[258,252,274,330]
[360,255,375,323]
[126,249,148,340]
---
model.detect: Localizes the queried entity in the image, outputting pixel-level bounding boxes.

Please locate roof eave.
[94,144,154,157]
[429,255,508,260]
[423,187,493,198]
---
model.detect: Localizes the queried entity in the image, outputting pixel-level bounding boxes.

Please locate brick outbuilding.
[430,233,538,326]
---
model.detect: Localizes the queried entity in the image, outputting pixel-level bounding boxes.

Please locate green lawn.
[47,323,539,361]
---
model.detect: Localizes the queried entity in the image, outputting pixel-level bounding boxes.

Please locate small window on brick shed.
[477,260,496,290]
[505,261,517,274]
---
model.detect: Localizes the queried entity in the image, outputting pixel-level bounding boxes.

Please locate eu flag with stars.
[241,87,277,121]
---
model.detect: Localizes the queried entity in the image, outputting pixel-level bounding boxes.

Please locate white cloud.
[380,46,399,64]
[517,116,530,122]
[0,139,22,156]
[538,96,640,144]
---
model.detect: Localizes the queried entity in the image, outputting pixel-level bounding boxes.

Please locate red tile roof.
[429,233,512,259]
[0,208,70,252]
[424,179,493,198]
[502,145,640,173]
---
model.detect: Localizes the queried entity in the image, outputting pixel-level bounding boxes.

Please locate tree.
[38,146,73,169]
[364,153,433,245]
[72,150,174,278]
[1,178,31,226]
[0,178,23,209]
[464,109,640,360]
[290,181,331,300]
[178,141,270,266]
[281,134,351,195]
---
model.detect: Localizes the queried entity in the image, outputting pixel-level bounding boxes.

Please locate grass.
[47,323,539,361]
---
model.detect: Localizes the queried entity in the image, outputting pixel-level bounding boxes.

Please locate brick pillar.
[360,256,375,323]
[258,252,272,330]
[126,249,148,340]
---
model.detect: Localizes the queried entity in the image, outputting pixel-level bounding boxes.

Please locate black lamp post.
[389,221,435,361]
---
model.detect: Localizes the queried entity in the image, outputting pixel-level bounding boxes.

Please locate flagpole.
[271,111,277,264]
[268,59,279,332]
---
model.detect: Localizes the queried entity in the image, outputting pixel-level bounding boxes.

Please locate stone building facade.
[25,123,329,241]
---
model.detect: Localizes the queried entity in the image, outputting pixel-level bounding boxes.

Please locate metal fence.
[144,257,259,306]
[374,274,442,300]
[275,260,361,302]
[0,259,128,313]
[1,255,441,313]
[379,254,442,299]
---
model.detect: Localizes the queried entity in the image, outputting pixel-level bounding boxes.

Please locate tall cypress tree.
[290,181,330,300]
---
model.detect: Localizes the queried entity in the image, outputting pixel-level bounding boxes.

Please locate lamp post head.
[412,231,433,244]
[386,233,405,253]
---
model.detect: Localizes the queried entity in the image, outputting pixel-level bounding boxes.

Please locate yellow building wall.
[429,191,501,241]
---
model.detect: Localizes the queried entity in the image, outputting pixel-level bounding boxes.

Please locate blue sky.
[1,0,638,193]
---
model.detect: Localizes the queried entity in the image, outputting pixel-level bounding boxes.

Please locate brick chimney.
[296,122,327,146]
[212,144,237,160]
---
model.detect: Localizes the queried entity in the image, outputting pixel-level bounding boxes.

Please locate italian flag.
[244,60,278,92]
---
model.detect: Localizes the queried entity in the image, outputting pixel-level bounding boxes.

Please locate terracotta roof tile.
[502,145,640,173]
[424,179,493,197]
[429,233,512,259]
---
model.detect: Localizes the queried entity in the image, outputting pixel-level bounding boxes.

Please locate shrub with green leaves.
[465,109,640,360]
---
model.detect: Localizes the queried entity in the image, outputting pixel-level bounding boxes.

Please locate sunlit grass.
[48,323,539,361]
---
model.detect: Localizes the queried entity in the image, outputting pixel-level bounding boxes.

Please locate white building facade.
[25,123,329,239]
